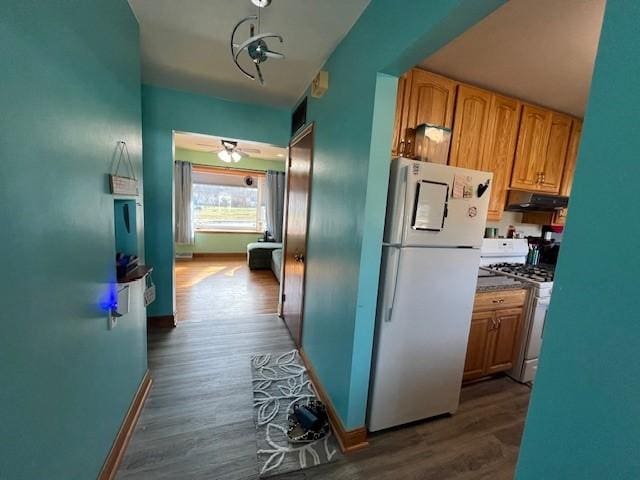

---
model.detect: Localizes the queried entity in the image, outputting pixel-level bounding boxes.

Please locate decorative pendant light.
[230,0,284,85]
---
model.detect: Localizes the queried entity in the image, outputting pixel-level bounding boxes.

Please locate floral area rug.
[250,350,342,477]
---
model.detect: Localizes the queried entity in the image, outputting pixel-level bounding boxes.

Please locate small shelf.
[117,265,153,284]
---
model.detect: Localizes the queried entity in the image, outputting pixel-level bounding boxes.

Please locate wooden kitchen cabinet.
[538,112,572,193]
[511,105,572,194]
[391,71,412,157]
[511,105,552,191]
[392,68,457,158]
[449,86,521,221]
[559,118,583,197]
[485,308,523,375]
[463,311,494,381]
[448,84,492,170]
[463,290,526,382]
[521,118,582,226]
[481,94,522,220]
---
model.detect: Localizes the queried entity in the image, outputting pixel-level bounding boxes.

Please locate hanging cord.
[113,141,136,180]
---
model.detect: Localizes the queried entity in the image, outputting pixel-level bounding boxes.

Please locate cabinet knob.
[492,298,505,304]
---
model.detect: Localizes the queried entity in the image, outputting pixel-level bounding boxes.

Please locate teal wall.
[299,0,504,429]
[0,1,146,479]
[142,86,289,316]
[516,1,640,478]
[174,148,284,255]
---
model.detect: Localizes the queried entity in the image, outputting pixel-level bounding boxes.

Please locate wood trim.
[190,252,247,258]
[147,314,177,328]
[299,349,369,453]
[98,370,152,480]
[194,229,263,234]
[281,122,315,347]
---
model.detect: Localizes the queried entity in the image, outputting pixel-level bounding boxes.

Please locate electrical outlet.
[108,310,117,329]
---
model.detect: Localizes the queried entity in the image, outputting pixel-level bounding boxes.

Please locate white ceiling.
[128,0,370,108]
[175,132,287,161]
[421,0,606,117]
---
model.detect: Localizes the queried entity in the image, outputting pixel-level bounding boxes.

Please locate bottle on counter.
[507,225,516,239]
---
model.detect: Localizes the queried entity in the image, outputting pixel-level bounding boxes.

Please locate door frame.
[279,122,314,346]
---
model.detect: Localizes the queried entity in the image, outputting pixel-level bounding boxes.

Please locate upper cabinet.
[392,68,457,157]
[391,72,412,157]
[481,94,521,221]
[448,84,492,170]
[539,112,572,193]
[449,85,521,221]
[511,105,552,191]
[559,119,583,197]
[391,68,583,221]
[511,106,573,194]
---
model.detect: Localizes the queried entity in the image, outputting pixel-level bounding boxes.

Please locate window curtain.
[174,161,193,244]
[265,170,285,242]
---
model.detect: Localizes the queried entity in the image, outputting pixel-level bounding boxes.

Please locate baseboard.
[299,349,369,453]
[192,252,246,258]
[98,370,152,480]
[147,314,177,328]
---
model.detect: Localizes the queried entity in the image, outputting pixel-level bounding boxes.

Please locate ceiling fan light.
[231,151,242,162]
[251,0,271,7]
[218,150,232,163]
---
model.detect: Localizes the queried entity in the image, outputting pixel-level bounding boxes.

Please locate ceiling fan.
[230,0,284,85]
[203,140,261,163]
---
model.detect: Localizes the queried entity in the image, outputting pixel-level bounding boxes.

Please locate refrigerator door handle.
[385,245,402,323]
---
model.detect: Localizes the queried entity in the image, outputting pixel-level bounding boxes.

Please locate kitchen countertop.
[476,270,529,293]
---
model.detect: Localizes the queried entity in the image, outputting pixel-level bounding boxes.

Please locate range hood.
[505,190,569,212]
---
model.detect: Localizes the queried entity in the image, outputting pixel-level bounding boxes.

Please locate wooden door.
[391,71,412,157]
[511,105,551,191]
[403,69,457,156]
[538,112,572,193]
[482,94,522,221]
[485,308,523,375]
[282,124,313,346]
[559,118,583,197]
[448,84,492,170]
[463,311,493,382]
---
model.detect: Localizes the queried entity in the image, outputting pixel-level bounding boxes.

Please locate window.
[192,168,265,232]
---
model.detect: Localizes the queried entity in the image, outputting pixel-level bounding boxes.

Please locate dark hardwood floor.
[175,254,280,321]
[117,256,530,479]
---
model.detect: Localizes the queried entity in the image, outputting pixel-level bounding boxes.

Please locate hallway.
[117,312,531,479]
[175,255,280,321]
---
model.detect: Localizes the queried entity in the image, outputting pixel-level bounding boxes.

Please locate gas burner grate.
[487,263,555,282]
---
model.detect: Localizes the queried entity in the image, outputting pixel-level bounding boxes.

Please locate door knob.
[294,253,305,263]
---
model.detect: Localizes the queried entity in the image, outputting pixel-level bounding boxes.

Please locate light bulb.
[218,150,232,163]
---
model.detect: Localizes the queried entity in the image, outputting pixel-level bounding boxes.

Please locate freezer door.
[368,247,481,431]
[384,158,492,247]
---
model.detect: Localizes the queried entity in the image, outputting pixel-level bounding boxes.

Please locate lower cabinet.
[463,289,526,382]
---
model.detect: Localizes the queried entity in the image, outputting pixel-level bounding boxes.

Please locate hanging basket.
[110,141,139,196]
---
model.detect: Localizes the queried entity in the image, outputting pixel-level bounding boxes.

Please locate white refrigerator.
[367,157,493,432]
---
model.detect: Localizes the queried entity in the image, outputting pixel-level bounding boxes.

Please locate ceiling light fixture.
[217,140,242,163]
[230,1,284,85]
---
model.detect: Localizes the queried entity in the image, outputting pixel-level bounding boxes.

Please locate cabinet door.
[538,112,572,193]
[391,71,412,157]
[449,84,492,170]
[405,69,457,146]
[485,308,523,375]
[481,94,522,221]
[559,118,583,197]
[462,311,493,382]
[511,105,551,191]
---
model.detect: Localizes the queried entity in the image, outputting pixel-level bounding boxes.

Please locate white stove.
[479,239,554,383]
